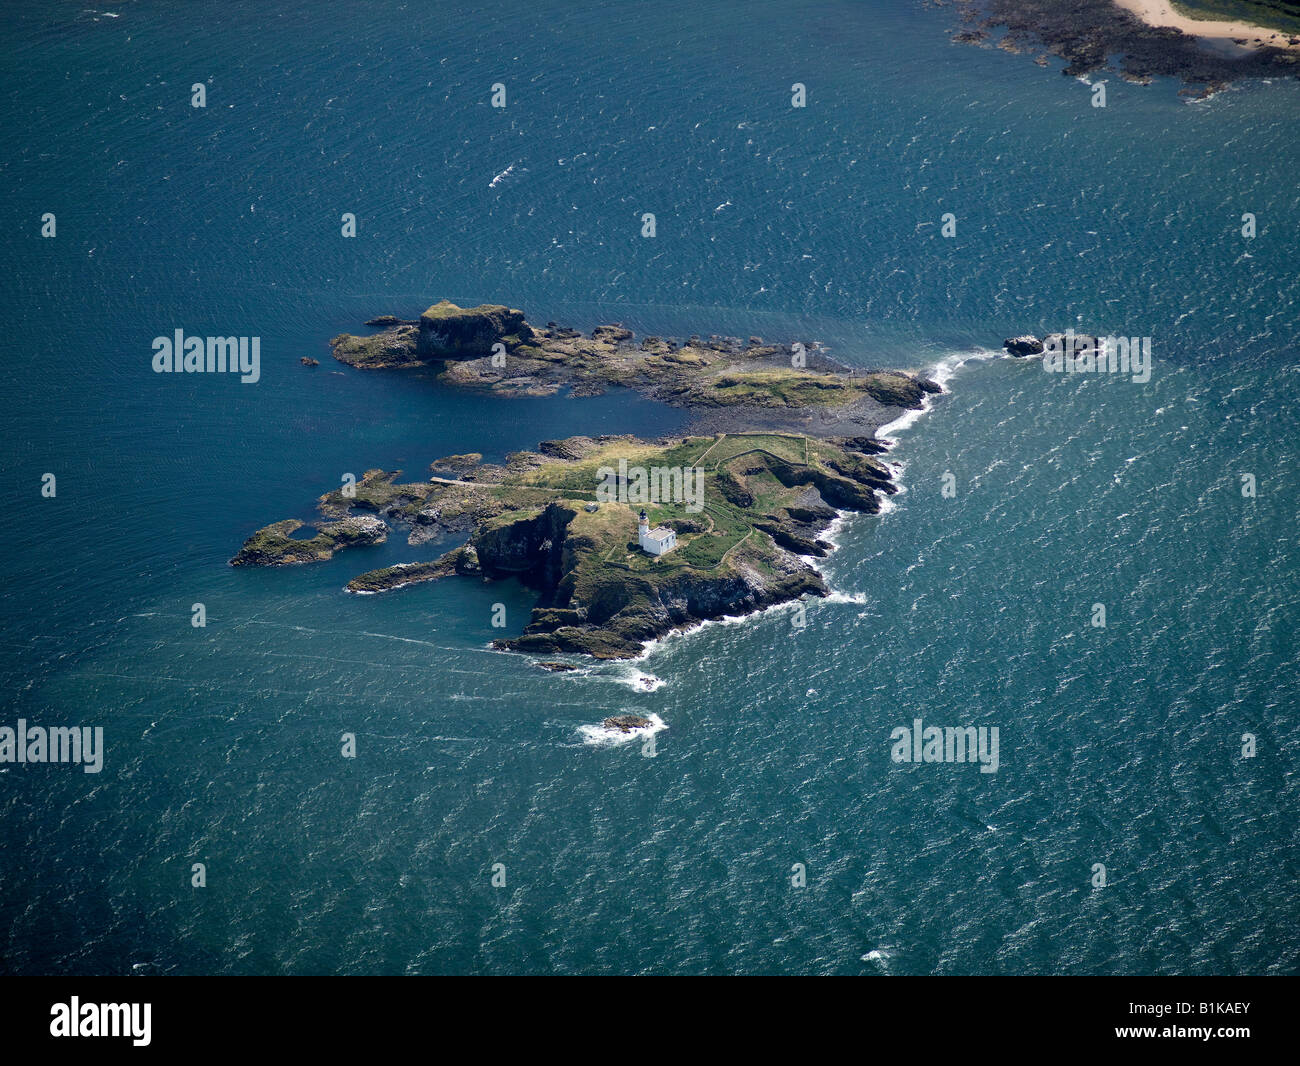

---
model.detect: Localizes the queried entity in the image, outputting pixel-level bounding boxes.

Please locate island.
[232,301,942,659]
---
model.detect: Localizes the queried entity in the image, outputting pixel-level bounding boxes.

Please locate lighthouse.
[637,508,677,556]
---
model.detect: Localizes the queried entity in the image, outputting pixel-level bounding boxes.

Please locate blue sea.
[1,0,1297,975]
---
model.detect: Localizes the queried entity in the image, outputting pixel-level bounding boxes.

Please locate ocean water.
[1,0,1297,975]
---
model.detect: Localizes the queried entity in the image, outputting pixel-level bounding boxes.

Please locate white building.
[637,509,676,556]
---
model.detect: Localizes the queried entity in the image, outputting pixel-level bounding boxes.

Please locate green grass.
[709,369,860,407]
[1172,0,1300,34]
[696,432,809,468]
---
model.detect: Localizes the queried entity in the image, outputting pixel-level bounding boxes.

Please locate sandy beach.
[1113,0,1300,51]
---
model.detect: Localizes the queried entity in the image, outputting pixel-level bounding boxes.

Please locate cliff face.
[417,300,532,359]
[495,531,829,659]
[472,502,576,588]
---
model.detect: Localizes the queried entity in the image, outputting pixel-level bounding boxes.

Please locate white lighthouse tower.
[637,508,677,556]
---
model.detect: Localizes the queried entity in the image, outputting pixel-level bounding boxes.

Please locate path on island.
[1112,0,1300,51]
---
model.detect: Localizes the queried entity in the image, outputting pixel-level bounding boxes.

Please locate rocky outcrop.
[857,371,928,408]
[417,300,533,359]
[329,324,420,368]
[323,515,389,545]
[345,556,455,593]
[765,456,884,513]
[329,300,940,437]
[1004,335,1045,357]
[231,515,387,567]
[603,715,653,732]
[1004,332,1103,358]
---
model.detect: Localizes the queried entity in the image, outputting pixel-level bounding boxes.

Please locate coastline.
[234,315,1049,662]
[953,0,1300,90]
[1112,0,1300,51]
[628,346,998,663]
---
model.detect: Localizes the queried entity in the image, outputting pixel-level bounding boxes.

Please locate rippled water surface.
[1,0,1297,974]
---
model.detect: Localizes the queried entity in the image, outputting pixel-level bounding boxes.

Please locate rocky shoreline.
[330,300,940,439]
[233,300,944,659]
[946,0,1300,93]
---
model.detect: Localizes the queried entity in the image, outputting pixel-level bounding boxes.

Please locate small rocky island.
[603,715,654,733]
[232,301,942,658]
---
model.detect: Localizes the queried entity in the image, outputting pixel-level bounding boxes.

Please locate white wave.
[634,598,806,660]
[611,667,665,692]
[579,712,668,747]
[818,510,851,549]
[878,347,997,443]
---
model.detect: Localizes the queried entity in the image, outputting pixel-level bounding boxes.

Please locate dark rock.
[418,300,533,359]
[603,715,653,733]
[1004,335,1045,357]
[951,0,1300,93]
[834,435,891,456]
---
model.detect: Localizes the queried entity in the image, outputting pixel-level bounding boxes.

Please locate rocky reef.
[603,715,654,733]
[331,300,938,437]
[230,515,387,566]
